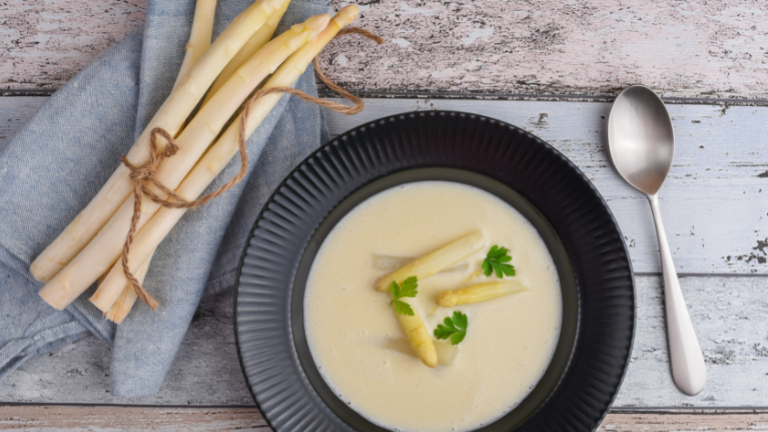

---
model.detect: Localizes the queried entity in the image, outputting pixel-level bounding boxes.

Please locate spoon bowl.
[608,85,674,195]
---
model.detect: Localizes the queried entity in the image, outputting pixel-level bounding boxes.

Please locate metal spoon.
[608,85,706,396]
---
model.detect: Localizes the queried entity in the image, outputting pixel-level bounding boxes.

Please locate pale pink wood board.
[1,406,767,431]
[2,0,767,99]
[0,0,146,89]
[322,0,768,99]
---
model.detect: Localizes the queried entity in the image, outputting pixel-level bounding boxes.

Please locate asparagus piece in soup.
[393,303,437,368]
[372,255,469,273]
[433,339,459,366]
[436,280,529,308]
[374,230,485,292]
[388,277,437,368]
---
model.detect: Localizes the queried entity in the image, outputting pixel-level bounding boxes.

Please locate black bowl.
[234,111,635,432]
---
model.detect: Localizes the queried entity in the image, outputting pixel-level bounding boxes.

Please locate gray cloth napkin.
[0,0,330,396]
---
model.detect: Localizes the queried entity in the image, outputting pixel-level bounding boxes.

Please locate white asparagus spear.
[122,0,220,307]
[374,231,485,292]
[30,0,288,283]
[104,252,152,324]
[435,280,529,308]
[433,339,459,366]
[393,301,437,368]
[107,11,206,321]
[202,0,288,104]
[39,14,330,311]
[372,255,469,274]
[173,0,218,89]
[90,6,360,313]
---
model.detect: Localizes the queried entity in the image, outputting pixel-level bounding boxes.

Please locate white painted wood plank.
[2,96,767,407]
[616,276,768,408]
[0,291,254,406]
[323,98,768,275]
[4,97,768,275]
[1,276,767,408]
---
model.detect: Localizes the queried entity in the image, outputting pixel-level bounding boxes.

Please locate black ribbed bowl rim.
[234,111,636,432]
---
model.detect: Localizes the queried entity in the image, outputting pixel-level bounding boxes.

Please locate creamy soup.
[304,181,562,432]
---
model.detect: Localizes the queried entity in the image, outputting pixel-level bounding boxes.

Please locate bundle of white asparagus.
[32,0,363,323]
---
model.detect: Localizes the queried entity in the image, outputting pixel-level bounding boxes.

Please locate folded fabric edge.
[0,29,144,348]
[0,245,92,380]
[0,323,90,380]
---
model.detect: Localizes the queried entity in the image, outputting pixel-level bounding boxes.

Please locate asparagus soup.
[304,181,562,432]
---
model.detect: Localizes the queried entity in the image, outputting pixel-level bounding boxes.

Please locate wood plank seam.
[5,88,768,108]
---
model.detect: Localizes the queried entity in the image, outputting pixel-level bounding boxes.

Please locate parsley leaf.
[482,245,515,279]
[390,276,418,316]
[434,311,469,345]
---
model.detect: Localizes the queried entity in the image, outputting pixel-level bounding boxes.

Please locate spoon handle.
[648,194,707,396]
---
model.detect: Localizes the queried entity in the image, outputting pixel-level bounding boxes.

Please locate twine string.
[120,27,383,310]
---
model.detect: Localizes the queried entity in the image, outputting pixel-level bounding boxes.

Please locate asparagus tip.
[436,292,457,308]
[294,14,331,39]
[333,5,359,27]
[264,0,290,13]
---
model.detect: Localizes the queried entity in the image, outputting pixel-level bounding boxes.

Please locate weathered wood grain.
[321,0,768,100]
[598,410,768,431]
[5,96,768,275]
[0,291,255,406]
[1,406,767,431]
[0,97,47,149]
[0,0,146,90]
[330,99,768,275]
[0,405,270,431]
[2,277,768,408]
[615,276,768,408]
[3,0,768,101]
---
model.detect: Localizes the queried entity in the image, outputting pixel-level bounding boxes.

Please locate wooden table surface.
[2,0,768,430]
